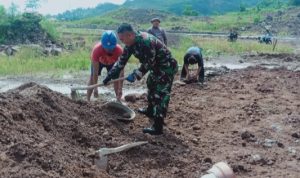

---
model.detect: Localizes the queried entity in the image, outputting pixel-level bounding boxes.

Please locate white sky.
[0,0,126,15]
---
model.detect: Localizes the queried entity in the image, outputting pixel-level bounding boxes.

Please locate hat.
[101,31,117,51]
[151,18,161,23]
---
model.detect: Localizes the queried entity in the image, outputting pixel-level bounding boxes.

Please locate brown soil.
[0,66,299,178]
[242,53,300,62]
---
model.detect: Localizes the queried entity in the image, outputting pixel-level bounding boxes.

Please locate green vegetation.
[0,5,59,44]
[290,0,300,6]
[56,3,119,21]
[182,5,199,16]
[54,0,289,21]
[0,35,293,75]
[0,46,90,75]
[171,36,292,65]
[40,18,60,40]
[0,1,295,76]
[114,0,264,15]
[61,5,290,33]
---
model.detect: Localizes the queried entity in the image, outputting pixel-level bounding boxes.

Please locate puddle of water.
[205,62,252,69]
[0,80,72,94]
[0,80,147,101]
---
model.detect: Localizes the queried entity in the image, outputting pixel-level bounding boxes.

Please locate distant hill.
[56,3,119,20]
[123,0,260,15]
[55,0,289,21]
[65,8,172,30]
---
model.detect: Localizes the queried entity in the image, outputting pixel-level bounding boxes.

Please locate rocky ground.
[247,7,300,36]
[0,56,299,177]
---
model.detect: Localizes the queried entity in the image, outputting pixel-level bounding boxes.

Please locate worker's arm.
[183,53,190,80]
[147,28,153,36]
[87,60,99,101]
[184,64,190,80]
[162,29,167,46]
[107,47,132,80]
[193,54,201,79]
[196,66,201,81]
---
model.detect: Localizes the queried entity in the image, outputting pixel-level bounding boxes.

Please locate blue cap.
[101,31,117,51]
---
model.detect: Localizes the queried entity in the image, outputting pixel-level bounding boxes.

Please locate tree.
[183,5,198,16]
[8,2,19,19]
[240,3,246,12]
[0,5,8,24]
[290,0,300,6]
[0,5,5,16]
[25,0,41,12]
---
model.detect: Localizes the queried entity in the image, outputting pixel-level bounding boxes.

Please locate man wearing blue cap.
[87,31,124,101]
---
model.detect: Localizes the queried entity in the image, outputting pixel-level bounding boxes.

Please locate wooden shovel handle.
[71,77,126,91]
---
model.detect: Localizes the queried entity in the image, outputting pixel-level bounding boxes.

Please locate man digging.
[87,31,124,102]
[103,23,178,135]
[180,46,205,84]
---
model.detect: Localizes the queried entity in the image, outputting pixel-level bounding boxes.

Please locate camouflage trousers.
[146,64,178,120]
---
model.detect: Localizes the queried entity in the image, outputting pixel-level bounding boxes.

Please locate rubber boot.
[143,118,163,135]
[137,107,153,117]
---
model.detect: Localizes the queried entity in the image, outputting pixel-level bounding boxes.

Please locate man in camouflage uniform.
[103,23,178,135]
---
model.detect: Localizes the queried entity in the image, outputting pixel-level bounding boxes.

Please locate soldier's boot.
[137,107,153,118]
[143,117,163,135]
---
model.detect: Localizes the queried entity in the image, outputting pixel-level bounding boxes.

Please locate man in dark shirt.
[180,46,204,83]
[103,23,178,135]
[147,18,168,46]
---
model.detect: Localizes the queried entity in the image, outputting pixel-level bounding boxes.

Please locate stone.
[263,139,277,148]
[288,147,297,155]
[203,157,212,164]
[241,131,256,142]
[292,133,300,139]
[192,125,201,131]
[124,94,137,103]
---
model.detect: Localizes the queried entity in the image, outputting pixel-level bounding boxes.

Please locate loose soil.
[0,66,300,177]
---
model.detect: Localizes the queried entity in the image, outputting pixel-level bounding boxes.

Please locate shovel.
[94,141,148,170]
[70,77,126,100]
[272,38,278,51]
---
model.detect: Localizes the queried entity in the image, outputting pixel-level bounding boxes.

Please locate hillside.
[64,8,172,30]
[61,6,300,36]
[123,0,260,15]
[55,0,289,21]
[56,3,119,21]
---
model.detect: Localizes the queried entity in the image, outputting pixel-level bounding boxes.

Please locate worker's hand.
[87,89,93,102]
[93,88,99,98]
[103,76,111,85]
[186,74,191,80]
[126,72,136,83]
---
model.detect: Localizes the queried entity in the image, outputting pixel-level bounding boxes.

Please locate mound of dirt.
[0,82,132,178]
[1,66,299,178]
[242,53,300,61]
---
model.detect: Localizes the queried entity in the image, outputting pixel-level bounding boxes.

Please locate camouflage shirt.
[108,31,177,80]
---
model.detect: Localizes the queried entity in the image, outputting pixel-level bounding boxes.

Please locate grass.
[171,36,293,65]
[0,46,90,75]
[0,35,293,76]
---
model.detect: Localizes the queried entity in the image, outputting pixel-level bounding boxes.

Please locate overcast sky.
[0,0,126,15]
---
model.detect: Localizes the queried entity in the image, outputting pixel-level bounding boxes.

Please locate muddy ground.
[0,54,300,178]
